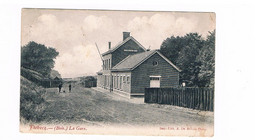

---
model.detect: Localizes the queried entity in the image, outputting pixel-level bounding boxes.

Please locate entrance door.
[150,76,160,88]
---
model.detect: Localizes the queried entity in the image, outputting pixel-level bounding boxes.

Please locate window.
[112,76,113,87]
[106,60,108,70]
[107,76,109,87]
[103,60,105,70]
[150,76,161,88]
[115,76,116,88]
[113,76,115,88]
[123,76,125,82]
[116,76,119,89]
[126,76,130,84]
[104,60,106,70]
[115,76,117,88]
[152,61,158,66]
[108,59,110,69]
[105,60,107,70]
[119,76,122,89]
[104,75,107,86]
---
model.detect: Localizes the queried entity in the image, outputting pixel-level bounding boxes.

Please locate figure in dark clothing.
[69,84,72,92]
[58,83,62,93]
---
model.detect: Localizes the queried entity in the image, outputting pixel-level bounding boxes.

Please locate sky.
[21,9,215,78]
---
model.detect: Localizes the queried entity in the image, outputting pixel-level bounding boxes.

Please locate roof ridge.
[102,36,146,56]
[102,36,132,56]
[111,50,181,72]
[112,36,132,50]
[131,50,181,72]
[130,50,158,70]
[111,50,156,71]
[112,51,155,69]
[156,51,181,72]
[128,36,147,51]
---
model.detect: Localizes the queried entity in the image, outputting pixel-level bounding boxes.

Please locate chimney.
[123,32,130,40]
[108,42,111,50]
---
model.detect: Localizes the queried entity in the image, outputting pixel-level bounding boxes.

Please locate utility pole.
[95,42,103,65]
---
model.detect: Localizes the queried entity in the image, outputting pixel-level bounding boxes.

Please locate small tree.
[21,41,59,77]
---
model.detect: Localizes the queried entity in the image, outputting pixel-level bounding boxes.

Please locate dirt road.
[42,86,213,127]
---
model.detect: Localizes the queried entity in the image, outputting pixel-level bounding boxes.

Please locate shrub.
[20,76,47,123]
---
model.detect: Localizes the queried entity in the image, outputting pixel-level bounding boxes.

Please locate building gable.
[130,52,180,93]
[111,37,146,67]
[112,50,181,72]
[132,51,181,72]
[102,36,146,56]
[101,32,147,70]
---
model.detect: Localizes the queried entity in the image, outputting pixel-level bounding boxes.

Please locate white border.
[0,0,259,140]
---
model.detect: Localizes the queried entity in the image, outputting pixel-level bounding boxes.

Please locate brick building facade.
[97,32,180,97]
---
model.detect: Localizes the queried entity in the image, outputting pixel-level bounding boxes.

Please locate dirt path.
[42,86,213,127]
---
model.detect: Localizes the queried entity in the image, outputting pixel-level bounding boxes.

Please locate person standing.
[58,83,62,93]
[69,84,72,93]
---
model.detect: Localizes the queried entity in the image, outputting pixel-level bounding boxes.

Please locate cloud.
[81,15,126,53]
[24,14,86,54]
[31,14,60,41]
[83,15,114,32]
[23,14,104,77]
[54,42,102,78]
[127,13,199,50]
[37,14,58,25]
[22,11,215,78]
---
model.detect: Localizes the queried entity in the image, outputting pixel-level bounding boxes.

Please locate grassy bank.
[20,76,48,123]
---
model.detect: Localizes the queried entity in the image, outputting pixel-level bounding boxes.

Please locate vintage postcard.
[20,9,215,136]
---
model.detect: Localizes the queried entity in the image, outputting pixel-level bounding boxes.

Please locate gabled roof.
[102,36,146,56]
[111,50,181,72]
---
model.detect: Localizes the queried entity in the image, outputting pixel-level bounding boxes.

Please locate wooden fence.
[144,88,214,111]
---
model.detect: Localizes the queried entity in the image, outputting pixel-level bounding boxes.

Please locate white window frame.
[149,75,161,87]
[149,75,161,78]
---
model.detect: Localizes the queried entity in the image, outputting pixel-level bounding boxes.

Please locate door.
[150,76,160,88]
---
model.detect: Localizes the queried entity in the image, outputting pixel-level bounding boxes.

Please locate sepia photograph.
[20,9,215,136]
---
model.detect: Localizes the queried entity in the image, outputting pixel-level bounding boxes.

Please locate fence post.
[172,88,175,105]
[156,88,159,103]
[207,89,210,111]
[211,88,214,111]
[144,88,147,103]
[178,88,181,107]
[187,88,191,108]
[181,88,184,107]
[202,88,205,111]
[205,89,208,111]
[191,88,194,108]
[198,88,201,110]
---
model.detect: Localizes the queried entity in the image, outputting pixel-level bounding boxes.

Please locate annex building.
[97,32,181,97]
